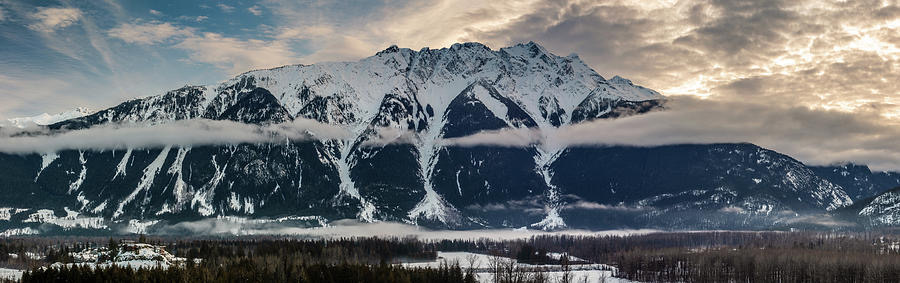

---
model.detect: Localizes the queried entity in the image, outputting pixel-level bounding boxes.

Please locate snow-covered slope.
[3,107,92,128]
[842,187,900,226]
[858,189,900,226]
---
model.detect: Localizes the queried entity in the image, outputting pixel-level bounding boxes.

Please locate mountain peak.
[4,107,93,128]
[449,42,491,51]
[376,44,401,55]
[609,75,631,85]
[521,41,549,55]
[499,41,553,60]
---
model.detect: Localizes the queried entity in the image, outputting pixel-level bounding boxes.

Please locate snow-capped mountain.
[0,42,893,234]
[3,107,92,128]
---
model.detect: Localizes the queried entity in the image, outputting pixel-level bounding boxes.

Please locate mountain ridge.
[0,41,896,235]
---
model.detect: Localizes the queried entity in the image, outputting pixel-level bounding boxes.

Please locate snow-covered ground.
[401,252,634,283]
[546,252,588,263]
[0,268,23,281]
[54,242,192,271]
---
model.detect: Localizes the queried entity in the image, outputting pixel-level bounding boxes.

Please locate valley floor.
[401,251,631,283]
[2,230,900,282]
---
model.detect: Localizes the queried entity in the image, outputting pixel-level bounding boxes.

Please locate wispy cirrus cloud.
[174,32,297,74]
[216,3,235,13]
[106,20,297,74]
[27,6,82,32]
[247,5,262,16]
[107,22,194,44]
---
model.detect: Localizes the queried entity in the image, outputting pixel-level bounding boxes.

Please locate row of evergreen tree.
[611,247,900,282]
[19,262,475,283]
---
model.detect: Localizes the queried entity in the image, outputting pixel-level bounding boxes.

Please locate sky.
[1,0,898,119]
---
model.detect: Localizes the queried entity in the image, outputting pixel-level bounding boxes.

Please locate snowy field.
[45,242,196,272]
[0,268,23,281]
[401,252,634,283]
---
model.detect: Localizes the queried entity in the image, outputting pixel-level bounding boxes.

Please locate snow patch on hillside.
[115,146,172,218]
[23,208,106,230]
[0,208,28,221]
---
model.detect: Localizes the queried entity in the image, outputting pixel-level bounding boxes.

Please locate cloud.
[217,3,235,13]
[151,218,659,238]
[27,7,82,32]
[176,15,208,22]
[7,95,900,172]
[0,119,350,154]
[464,198,545,214]
[360,127,419,146]
[450,0,900,118]
[106,20,299,74]
[175,32,298,74]
[248,5,262,16]
[108,22,194,44]
[719,206,746,214]
[442,127,541,147]
[445,96,900,171]
[0,7,6,21]
[778,214,856,227]
[149,9,162,16]
[564,201,645,212]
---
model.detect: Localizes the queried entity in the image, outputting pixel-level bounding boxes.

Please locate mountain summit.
[3,107,92,128]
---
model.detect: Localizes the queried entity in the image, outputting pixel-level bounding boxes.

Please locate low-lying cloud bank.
[3,96,900,171]
[446,97,900,171]
[152,218,659,239]
[0,119,351,153]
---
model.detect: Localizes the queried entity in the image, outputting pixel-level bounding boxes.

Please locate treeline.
[516,231,900,282]
[612,247,900,282]
[166,237,437,264]
[19,237,473,283]
[512,231,900,263]
[432,231,900,282]
[20,262,475,283]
